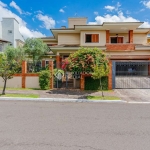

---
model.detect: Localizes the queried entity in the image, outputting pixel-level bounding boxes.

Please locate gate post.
[22,61,27,88]
[108,60,112,90]
[80,74,84,90]
[49,60,54,89]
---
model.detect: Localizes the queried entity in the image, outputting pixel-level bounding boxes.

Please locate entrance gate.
[112,61,150,89]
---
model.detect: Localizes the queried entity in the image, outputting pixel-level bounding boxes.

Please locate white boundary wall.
[0,77,22,88]
[26,76,40,89]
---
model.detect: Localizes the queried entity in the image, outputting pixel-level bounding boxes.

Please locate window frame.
[85,34,99,43]
[110,36,124,44]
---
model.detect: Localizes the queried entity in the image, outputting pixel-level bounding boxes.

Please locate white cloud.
[0,1,7,7]
[104,5,115,11]
[59,9,65,13]
[0,1,45,38]
[10,1,32,16]
[104,2,121,12]
[36,14,55,29]
[62,20,66,23]
[88,11,150,28]
[94,11,99,15]
[35,10,43,14]
[10,1,22,14]
[116,2,121,9]
[142,1,150,8]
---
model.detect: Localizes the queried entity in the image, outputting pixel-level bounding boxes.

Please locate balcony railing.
[106,43,135,51]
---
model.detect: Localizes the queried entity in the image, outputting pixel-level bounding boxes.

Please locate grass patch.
[0,93,39,98]
[87,96,120,100]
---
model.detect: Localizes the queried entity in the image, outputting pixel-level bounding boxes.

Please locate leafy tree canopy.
[24,38,49,60]
[23,38,49,72]
[66,47,108,73]
[0,46,24,95]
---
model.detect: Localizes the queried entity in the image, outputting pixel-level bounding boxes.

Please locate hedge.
[85,76,108,90]
[39,70,51,90]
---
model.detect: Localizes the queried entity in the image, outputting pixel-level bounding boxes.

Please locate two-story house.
[0,18,24,52]
[41,17,150,90]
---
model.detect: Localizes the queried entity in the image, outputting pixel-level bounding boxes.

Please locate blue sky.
[0,0,150,38]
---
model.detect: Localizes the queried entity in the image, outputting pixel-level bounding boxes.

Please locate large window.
[85,34,99,43]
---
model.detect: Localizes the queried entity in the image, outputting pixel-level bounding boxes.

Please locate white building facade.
[0,18,24,52]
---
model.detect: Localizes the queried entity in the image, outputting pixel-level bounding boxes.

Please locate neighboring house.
[41,17,150,89]
[0,18,24,52]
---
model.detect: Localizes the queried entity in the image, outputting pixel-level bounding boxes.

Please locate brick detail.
[22,76,26,88]
[56,55,60,68]
[109,55,150,59]
[106,30,110,43]
[22,61,27,74]
[49,60,54,89]
[108,60,112,90]
[129,30,133,43]
[106,44,135,51]
[22,61,27,88]
[80,74,84,90]
[80,74,92,90]
[42,60,45,67]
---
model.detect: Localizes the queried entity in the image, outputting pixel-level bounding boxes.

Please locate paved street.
[0,101,150,150]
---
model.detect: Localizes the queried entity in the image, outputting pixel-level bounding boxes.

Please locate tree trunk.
[2,79,7,95]
[32,57,36,73]
[100,78,104,97]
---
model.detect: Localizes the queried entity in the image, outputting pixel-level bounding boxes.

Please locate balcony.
[135,44,150,50]
[106,43,135,51]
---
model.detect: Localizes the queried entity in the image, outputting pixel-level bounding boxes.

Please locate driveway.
[115,89,150,102]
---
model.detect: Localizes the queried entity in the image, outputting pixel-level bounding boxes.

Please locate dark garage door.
[112,61,150,89]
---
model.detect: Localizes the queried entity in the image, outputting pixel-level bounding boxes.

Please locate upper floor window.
[110,37,123,43]
[8,30,12,33]
[85,34,99,43]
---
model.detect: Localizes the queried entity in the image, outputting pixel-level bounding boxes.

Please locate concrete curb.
[128,102,150,104]
[0,97,126,103]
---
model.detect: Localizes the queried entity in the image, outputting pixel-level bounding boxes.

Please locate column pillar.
[80,74,85,90]
[129,30,133,43]
[106,30,110,43]
[56,53,61,68]
[108,60,112,90]
[22,61,27,88]
[49,60,54,89]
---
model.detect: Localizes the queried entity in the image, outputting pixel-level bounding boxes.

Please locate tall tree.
[0,46,24,95]
[23,38,49,72]
[63,47,109,93]
[92,64,109,97]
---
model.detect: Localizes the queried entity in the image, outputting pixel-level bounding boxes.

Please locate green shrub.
[39,70,51,90]
[85,76,108,90]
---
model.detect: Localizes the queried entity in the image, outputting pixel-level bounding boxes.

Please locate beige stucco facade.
[133,33,147,44]
[68,18,87,28]
[80,30,106,46]
[58,33,80,45]
[41,18,150,70]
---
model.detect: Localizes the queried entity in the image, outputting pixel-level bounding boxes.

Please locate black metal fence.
[113,61,150,89]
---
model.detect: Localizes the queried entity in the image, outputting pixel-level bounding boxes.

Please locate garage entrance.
[112,61,150,89]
